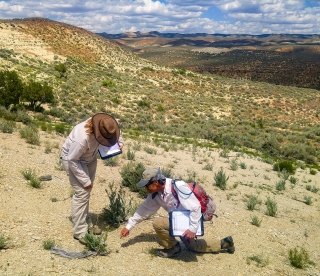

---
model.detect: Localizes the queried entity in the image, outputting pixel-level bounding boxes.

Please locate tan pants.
[62,159,97,238]
[153,217,221,252]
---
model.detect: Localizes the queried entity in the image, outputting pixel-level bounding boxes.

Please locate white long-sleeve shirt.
[61,119,124,187]
[126,178,202,233]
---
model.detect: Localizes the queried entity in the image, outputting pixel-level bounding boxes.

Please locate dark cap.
[137,168,162,188]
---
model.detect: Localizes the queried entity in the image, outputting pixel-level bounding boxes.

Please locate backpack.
[171,180,216,221]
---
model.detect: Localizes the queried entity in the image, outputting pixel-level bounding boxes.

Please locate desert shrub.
[0,233,9,249]
[161,167,173,178]
[104,156,119,167]
[102,79,116,88]
[19,125,40,145]
[306,185,318,193]
[289,176,298,185]
[240,162,247,169]
[120,162,145,194]
[276,180,286,191]
[43,239,56,250]
[309,168,317,175]
[126,148,135,160]
[246,195,261,211]
[84,233,107,255]
[102,184,133,228]
[288,247,314,269]
[203,163,213,171]
[15,111,32,125]
[137,99,150,108]
[304,196,312,205]
[250,215,262,227]
[265,197,277,217]
[143,146,157,154]
[219,148,229,158]
[230,159,238,171]
[0,119,15,133]
[273,160,296,174]
[21,168,41,188]
[214,168,228,190]
[54,123,67,135]
[247,254,269,267]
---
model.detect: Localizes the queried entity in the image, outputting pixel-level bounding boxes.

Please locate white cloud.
[0,0,319,34]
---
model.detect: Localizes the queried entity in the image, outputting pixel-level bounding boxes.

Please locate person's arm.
[175,181,202,236]
[120,194,160,237]
[67,141,92,188]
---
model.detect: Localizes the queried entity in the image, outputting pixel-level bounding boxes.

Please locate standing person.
[120,168,235,258]
[61,113,123,244]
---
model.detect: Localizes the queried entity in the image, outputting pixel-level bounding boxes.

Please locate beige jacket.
[61,119,123,187]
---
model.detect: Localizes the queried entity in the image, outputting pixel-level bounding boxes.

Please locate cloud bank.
[0,0,319,34]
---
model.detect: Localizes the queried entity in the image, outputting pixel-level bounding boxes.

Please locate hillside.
[100,31,320,90]
[1,18,320,166]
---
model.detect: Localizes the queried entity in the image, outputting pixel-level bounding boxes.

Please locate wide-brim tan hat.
[92,113,120,147]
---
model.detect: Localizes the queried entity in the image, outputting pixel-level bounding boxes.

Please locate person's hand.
[182,229,196,240]
[120,227,129,238]
[119,143,124,150]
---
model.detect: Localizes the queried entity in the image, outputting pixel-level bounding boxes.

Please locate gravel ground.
[0,130,319,276]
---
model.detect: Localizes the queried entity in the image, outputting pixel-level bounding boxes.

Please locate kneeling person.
[120,168,235,258]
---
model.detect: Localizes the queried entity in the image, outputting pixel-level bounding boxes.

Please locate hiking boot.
[156,242,181,258]
[73,235,87,245]
[220,236,235,254]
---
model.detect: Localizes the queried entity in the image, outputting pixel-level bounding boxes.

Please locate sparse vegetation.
[247,254,269,267]
[102,184,133,228]
[43,239,56,250]
[120,162,145,196]
[250,215,262,227]
[19,126,40,145]
[214,168,228,190]
[21,168,41,188]
[288,247,314,269]
[265,197,277,217]
[246,195,261,211]
[84,233,108,255]
[0,233,10,249]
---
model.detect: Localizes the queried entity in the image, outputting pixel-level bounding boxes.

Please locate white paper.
[98,143,122,159]
[170,210,203,236]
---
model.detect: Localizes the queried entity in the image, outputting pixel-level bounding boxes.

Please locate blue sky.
[0,0,319,34]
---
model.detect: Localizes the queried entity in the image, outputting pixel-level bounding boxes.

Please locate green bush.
[0,119,15,133]
[104,156,119,167]
[288,247,314,269]
[0,70,23,108]
[250,215,262,227]
[0,233,9,249]
[43,239,56,250]
[102,184,133,228]
[214,168,229,190]
[265,197,277,217]
[21,168,41,188]
[276,180,286,191]
[102,79,116,88]
[120,162,145,195]
[126,148,135,160]
[273,160,296,174]
[246,195,261,211]
[19,126,40,145]
[84,233,107,255]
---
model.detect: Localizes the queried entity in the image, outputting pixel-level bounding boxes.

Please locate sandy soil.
[0,130,319,276]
